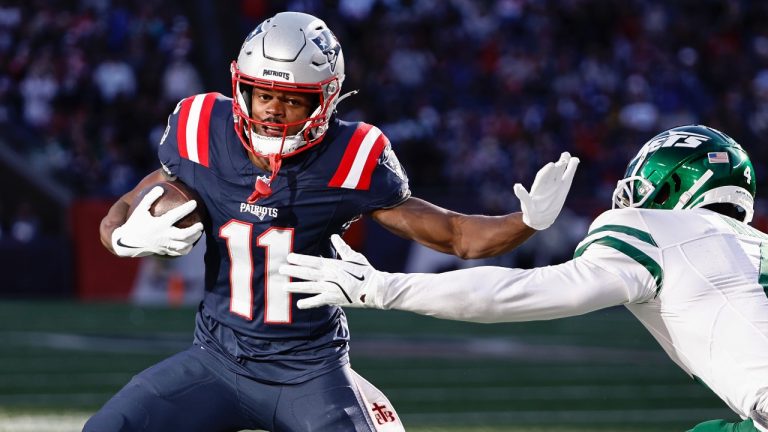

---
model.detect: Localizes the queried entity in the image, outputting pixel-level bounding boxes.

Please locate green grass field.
[0,301,738,431]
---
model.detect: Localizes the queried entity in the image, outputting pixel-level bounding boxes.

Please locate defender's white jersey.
[377,208,768,427]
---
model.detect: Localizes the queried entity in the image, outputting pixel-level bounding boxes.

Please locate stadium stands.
[2,0,768,292]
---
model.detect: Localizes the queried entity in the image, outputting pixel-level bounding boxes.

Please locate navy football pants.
[82,344,377,432]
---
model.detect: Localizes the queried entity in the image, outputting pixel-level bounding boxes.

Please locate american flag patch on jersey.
[708,152,729,163]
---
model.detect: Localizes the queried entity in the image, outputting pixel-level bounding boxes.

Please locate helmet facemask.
[232,66,343,159]
[612,175,657,209]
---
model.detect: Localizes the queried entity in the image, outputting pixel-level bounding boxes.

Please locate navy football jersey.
[158,93,410,384]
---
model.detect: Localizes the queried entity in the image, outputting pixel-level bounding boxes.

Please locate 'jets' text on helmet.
[612,125,756,223]
[231,11,346,158]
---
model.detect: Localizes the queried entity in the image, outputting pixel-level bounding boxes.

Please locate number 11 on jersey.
[220,221,294,323]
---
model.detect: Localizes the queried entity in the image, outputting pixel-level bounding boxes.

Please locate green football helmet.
[612,125,756,223]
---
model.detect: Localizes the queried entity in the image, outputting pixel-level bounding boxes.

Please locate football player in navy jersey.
[88,11,578,432]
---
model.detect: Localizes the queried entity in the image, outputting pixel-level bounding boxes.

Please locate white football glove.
[279,235,383,309]
[514,152,580,230]
[111,186,204,258]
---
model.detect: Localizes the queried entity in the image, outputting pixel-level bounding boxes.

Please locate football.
[129,180,206,228]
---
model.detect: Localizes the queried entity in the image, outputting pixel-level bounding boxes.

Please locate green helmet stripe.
[584,224,658,247]
[574,235,663,295]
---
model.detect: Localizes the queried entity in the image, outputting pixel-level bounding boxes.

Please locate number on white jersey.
[220,220,294,323]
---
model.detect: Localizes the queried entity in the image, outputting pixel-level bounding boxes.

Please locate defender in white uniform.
[280,125,768,432]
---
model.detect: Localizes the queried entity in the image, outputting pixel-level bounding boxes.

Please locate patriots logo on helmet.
[245,23,264,42]
[311,32,341,73]
[241,23,265,52]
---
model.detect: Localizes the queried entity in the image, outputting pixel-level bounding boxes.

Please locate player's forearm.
[452,212,535,258]
[386,211,535,259]
[375,267,518,322]
[375,261,628,323]
[373,198,535,259]
[99,200,130,255]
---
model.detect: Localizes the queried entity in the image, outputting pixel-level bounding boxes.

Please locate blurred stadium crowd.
[2,0,768,264]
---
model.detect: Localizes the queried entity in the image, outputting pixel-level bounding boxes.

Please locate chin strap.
[247,154,283,204]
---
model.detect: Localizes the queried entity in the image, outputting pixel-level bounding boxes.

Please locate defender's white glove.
[279,235,383,309]
[111,186,204,258]
[514,152,580,230]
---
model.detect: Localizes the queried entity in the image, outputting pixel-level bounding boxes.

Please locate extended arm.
[373,260,629,323]
[280,235,630,323]
[371,152,579,259]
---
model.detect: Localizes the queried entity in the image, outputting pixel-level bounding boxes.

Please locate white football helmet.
[231,11,345,158]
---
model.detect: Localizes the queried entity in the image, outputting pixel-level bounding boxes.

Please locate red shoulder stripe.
[195,93,216,167]
[329,123,387,189]
[356,133,388,190]
[176,93,216,167]
[176,97,193,160]
[328,123,372,188]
